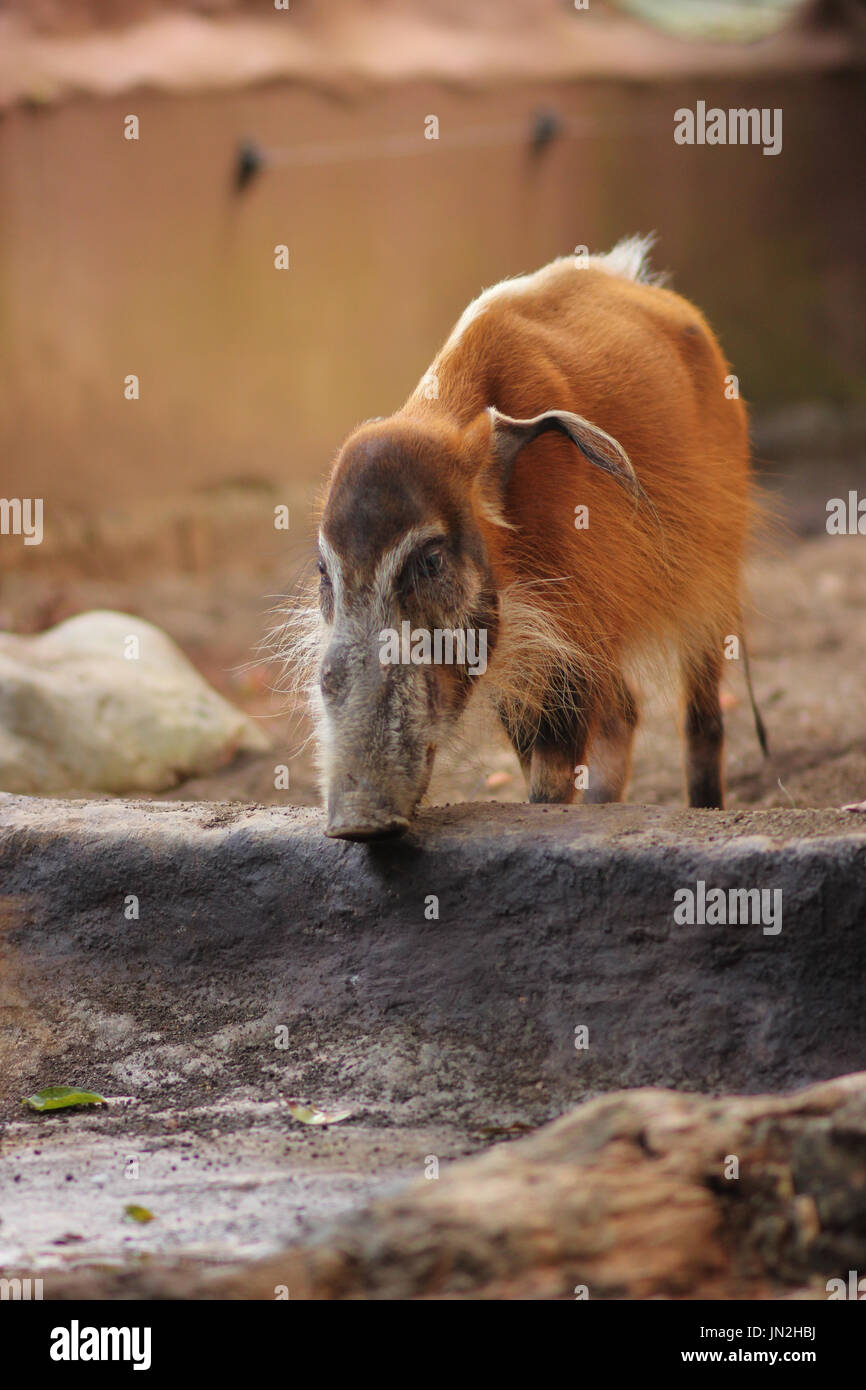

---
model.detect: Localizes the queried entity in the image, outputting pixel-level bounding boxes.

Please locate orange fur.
[406,256,751,721]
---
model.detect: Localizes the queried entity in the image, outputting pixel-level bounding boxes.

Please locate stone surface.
[0,611,269,794]
[3,797,866,1102]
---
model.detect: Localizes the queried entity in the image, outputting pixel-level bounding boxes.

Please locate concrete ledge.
[2,797,865,1107]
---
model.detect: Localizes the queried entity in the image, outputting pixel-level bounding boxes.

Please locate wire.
[232,110,596,190]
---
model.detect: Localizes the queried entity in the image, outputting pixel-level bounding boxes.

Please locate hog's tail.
[741,633,769,759]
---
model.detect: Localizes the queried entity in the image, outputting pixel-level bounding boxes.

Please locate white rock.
[0,610,269,794]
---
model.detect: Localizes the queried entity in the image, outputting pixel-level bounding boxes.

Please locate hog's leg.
[683,651,725,809]
[584,682,639,804]
[498,675,592,804]
[529,674,592,804]
[528,727,588,802]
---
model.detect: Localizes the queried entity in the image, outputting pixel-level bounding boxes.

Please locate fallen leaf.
[283,1099,353,1126]
[23,1086,106,1113]
[124,1205,155,1224]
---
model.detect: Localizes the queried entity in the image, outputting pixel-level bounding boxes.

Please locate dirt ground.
[0,454,863,818]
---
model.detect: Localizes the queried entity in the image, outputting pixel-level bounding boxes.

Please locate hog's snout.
[325,773,411,841]
[317,639,420,839]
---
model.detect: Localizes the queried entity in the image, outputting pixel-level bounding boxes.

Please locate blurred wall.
[0,73,863,543]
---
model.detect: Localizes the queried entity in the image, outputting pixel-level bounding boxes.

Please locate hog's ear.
[485,406,643,500]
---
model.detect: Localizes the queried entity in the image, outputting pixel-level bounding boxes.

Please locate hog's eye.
[417,547,444,580]
[317,558,330,582]
[398,540,447,600]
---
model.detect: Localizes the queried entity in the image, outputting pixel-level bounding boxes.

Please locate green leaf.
[124,1205,155,1224]
[23,1086,107,1112]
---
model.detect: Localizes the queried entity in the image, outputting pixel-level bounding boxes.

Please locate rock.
[0,611,269,793]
